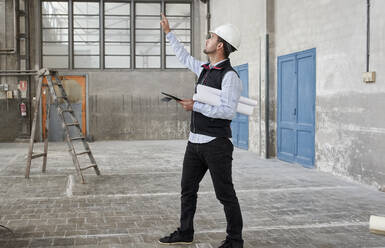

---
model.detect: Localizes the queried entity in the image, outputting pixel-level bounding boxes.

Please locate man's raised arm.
[160,13,204,77]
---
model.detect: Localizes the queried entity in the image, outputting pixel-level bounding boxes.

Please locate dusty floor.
[1,140,385,247]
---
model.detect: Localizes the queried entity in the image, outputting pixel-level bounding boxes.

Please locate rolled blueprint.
[193,84,257,116]
[196,85,258,106]
[193,89,221,107]
[236,103,255,116]
[239,96,258,106]
[370,215,385,235]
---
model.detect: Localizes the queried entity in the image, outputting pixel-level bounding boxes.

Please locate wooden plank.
[31,153,46,159]
[25,77,43,178]
[80,164,97,171]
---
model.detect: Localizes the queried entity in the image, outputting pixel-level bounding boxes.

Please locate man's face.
[203,33,220,55]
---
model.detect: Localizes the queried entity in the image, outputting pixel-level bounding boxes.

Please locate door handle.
[293,108,296,115]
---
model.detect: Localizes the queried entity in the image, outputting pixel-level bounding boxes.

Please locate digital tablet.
[161,92,182,101]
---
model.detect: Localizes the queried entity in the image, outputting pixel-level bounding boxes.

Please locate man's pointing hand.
[160,13,170,34]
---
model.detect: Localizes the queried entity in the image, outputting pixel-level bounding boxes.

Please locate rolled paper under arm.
[193,93,256,116]
[236,103,255,115]
[193,90,220,106]
[197,84,221,96]
[239,96,258,106]
[370,215,385,235]
[193,84,258,116]
[196,84,257,106]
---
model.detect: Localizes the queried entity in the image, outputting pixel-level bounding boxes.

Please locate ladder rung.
[31,153,46,159]
[76,150,90,156]
[57,96,68,99]
[18,33,26,39]
[71,136,85,141]
[61,109,74,113]
[66,122,80,126]
[80,164,97,171]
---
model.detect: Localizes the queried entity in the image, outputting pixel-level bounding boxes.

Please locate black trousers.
[179,138,243,245]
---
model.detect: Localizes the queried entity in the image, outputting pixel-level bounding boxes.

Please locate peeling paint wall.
[274,0,385,187]
[86,70,195,140]
[208,0,268,156]
[2,0,385,188]
[1,0,203,142]
[0,0,28,142]
[207,0,385,187]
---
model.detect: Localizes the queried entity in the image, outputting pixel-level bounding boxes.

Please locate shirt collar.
[201,59,229,70]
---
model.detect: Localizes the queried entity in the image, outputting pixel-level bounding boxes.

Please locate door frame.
[277,48,316,168]
[232,63,249,150]
[40,73,89,141]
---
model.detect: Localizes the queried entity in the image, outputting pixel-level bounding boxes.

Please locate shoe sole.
[158,240,193,245]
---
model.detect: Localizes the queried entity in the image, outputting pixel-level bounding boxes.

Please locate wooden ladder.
[25,68,100,183]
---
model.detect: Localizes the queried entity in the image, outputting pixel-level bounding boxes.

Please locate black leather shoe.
[159,228,193,245]
[218,238,244,248]
[218,238,232,248]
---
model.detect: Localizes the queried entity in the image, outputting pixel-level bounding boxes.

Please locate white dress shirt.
[166,32,242,144]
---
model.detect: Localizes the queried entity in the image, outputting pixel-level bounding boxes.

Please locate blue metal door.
[277,49,315,167]
[231,64,249,150]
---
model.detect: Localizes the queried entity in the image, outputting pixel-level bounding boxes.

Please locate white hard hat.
[210,24,241,50]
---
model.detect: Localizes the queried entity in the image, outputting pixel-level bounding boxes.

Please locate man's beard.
[203,47,215,54]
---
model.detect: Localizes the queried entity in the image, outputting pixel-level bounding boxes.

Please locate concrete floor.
[1,140,385,248]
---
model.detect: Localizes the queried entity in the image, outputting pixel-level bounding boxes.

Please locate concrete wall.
[86,70,195,140]
[77,0,206,141]
[79,0,204,141]
[2,0,385,188]
[206,0,385,187]
[0,0,27,142]
[1,0,203,142]
[274,0,385,188]
[208,0,268,156]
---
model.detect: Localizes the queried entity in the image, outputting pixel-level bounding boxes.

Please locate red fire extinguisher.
[20,102,27,117]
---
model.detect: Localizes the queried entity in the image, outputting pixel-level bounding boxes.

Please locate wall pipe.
[206,0,210,34]
[258,37,262,156]
[265,33,270,158]
[366,0,370,72]
[199,0,210,34]
[0,70,37,72]
[0,70,38,76]
[0,73,37,76]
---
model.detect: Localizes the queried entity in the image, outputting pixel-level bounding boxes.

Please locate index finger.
[161,13,166,20]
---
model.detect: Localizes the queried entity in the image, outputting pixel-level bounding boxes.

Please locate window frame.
[104,1,131,69]
[134,1,162,69]
[164,1,192,69]
[40,0,193,70]
[41,1,70,69]
[72,0,101,69]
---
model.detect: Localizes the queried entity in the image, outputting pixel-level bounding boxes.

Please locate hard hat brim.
[209,31,239,51]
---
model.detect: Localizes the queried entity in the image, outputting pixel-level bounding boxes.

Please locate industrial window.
[165,3,191,68]
[135,3,161,68]
[104,2,131,68]
[73,1,100,68]
[41,1,69,68]
[41,0,192,70]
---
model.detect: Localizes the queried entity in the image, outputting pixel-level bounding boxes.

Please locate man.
[159,13,244,248]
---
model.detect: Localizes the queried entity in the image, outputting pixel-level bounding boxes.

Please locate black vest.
[191,59,238,138]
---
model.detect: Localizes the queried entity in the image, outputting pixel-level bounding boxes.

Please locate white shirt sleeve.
[193,71,242,120]
[166,32,206,77]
